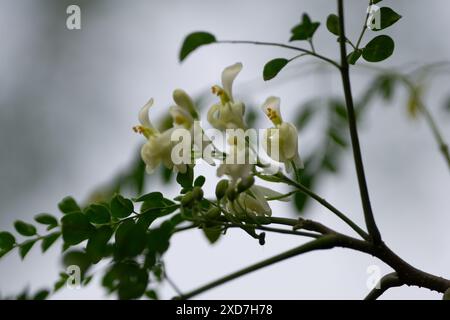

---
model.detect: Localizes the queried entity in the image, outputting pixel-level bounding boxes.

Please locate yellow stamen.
[132,125,154,139]
[211,85,230,105]
[266,107,281,125]
[174,115,186,125]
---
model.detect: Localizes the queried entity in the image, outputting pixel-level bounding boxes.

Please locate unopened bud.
[192,186,204,201]
[206,207,221,220]
[215,179,229,200]
[237,176,255,193]
[226,187,237,201]
[181,192,194,207]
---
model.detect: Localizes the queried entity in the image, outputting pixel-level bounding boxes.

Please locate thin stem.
[165,272,184,297]
[175,235,340,299]
[355,0,372,49]
[308,38,316,53]
[419,100,450,170]
[216,40,340,69]
[279,173,370,241]
[364,272,403,300]
[266,190,298,201]
[174,221,320,239]
[337,0,382,244]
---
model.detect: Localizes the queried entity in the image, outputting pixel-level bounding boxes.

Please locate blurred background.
[0,0,449,299]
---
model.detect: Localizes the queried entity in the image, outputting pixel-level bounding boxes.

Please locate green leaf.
[347,49,362,65]
[134,192,163,203]
[370,7,402,31]
[194,175,206,187]
[373,0,383,3]
[146,223,173,254]
[19,240,36,259]
[0,232,16,251]
[103,262,148,300]
[41,232,61,253]
[326,14,340,36]
[61,212,95,245]
[362,35,395,62]
[14,220,37,237]
[179,32,216,62]
[203,226,222,244]
[376,74,396,101]
[63,250,92,276]
[58,196,81,214]
[110,195,134,219]
[33,289,50,300]
[34,213,58,227]
[87,226,113,263]
[176,167,194,189]
[114,220,146,259]
[290,14,320,41]
[328,129,348,148]
[85,204,111,224]
[263,58,289,81]
[145,290,158,300]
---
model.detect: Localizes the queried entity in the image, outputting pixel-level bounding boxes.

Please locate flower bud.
[192,186,204,201]
[215,179,229,200]
[237,175,255,193]
[181,192,194,207]
[206,207,221,220]
[226,187,237,201]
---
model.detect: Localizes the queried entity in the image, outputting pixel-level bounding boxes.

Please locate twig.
[278,173,370,241]
[364,272,403,300]
[337,0,382,244]
[216,40,340,69]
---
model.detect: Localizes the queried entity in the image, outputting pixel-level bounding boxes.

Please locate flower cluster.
[134,63,303,216]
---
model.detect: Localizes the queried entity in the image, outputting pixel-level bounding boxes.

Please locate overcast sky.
[0,0,449,299]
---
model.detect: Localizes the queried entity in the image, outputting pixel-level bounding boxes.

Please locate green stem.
[355,0,372,49]
[216,40,340,69]
[279,173,370,241]
[337,0,382,244]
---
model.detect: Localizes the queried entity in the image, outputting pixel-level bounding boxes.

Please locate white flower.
[217,140,254,185]
[261,96,303,172]
[135,91,198,174]
[207,63,246,130]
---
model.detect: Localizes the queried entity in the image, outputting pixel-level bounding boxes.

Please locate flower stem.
[337,0,382,244]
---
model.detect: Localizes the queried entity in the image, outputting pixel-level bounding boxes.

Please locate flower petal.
[139,98,155,128]
[169,105,193,128]
[261,96,282,125]
[172,89,198,118]
[221,62,242,101]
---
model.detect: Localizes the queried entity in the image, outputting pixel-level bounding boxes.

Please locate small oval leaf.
[370,7,402,31]
[179,32,216,62]
[14,221,37,237]
[362,35,395,62]
[347,49,362,65]
[326,14,340,36]
[263,58,289,81]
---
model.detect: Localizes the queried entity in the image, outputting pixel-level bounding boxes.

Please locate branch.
[337,0,382,244]
[278,174,370,241]
[174,235,340,300]
[216,40,340,69]
[364,272,403,300]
